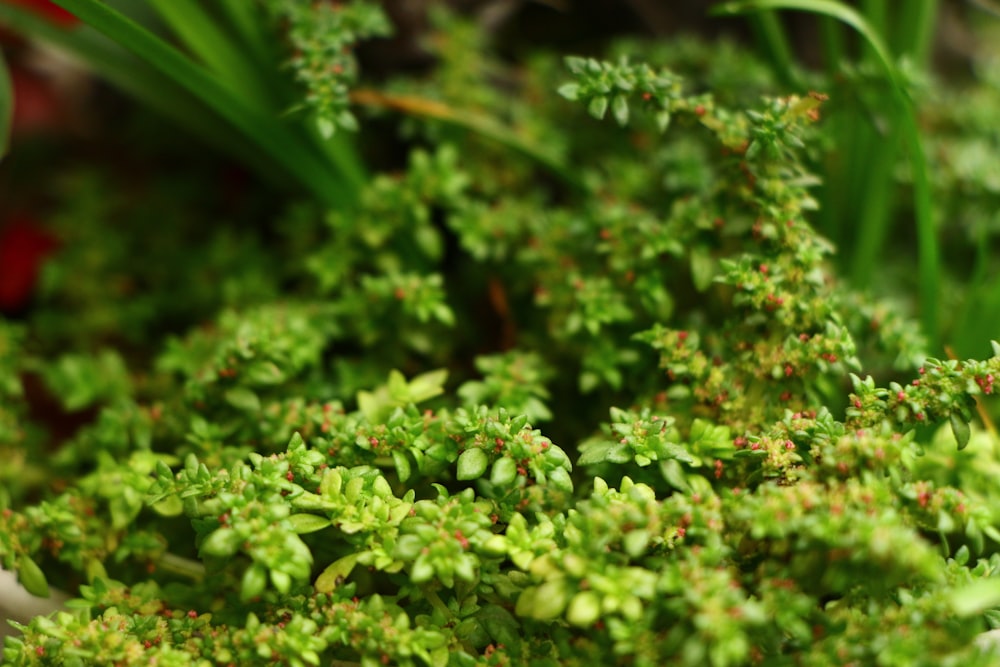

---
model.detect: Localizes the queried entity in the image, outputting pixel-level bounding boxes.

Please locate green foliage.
[5,4,1000,667]
[713,0,941,345]
[262,0,391,137]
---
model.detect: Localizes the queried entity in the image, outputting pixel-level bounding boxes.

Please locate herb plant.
[3,2,1000,666]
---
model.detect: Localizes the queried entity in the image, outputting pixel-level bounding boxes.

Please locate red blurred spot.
[0,217,59,312]
[3,0,79,27]
[9,68,63,136]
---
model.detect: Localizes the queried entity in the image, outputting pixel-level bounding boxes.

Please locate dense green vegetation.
[3,2,1000,665]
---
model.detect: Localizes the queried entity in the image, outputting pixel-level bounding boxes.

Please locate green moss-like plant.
[4,3,1000,667]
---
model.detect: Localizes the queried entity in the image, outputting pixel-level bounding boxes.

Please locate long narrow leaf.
[859,0,887,64]
[902,108,939,348]
[850,126,900,284]
[746,11,798,88]
[52,0,359,208]
[894,0,938,68]
[817,16,846,75]
[217,0,274,69]
[713,1,897,86]
[147,0,271,107]
[0,4,280,186]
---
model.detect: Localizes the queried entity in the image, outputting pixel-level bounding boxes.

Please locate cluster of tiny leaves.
[262,0,391,137]
[8,22,1000,667]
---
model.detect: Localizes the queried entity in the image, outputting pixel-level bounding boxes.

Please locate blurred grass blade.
[147,0,271,107]
[849,122,900,285]
[0,4,282,183]
[746,10,797,87]
[894,0,938,67]
[0,47,11,160]
[218,0,277,72]
[859,0,887,64]
[713,1,896,83]
[818,16,846,75]
[902,109,939,349]
[52,0,358,208]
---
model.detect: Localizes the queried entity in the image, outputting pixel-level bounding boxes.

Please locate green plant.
[4,3,1000,666]
[712,0,942,348]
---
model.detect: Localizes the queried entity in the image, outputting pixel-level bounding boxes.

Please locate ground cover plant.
[3,1,1000,665]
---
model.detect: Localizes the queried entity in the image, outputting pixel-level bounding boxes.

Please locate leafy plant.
[4,2,1000,666]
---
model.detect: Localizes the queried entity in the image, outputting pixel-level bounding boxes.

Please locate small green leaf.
[408,368,448,403]
[394,534,424,561]
[548,467,573,493]
[151,495,184,517]
[655,110,672,132]
[950,578,1000,617]
[623,529,650,557]
[224,387,260,412]
[17,553,49,598]
[288,514,331,534]
[316,116,335,139]
[950,413,971,450]
[564,56,586,73]
[490,457,518,487]
[392,450,412,483]
[246,361,284,384]
[270,569,291,594]
[611,94,629,126]
[411,554,435,583]
[337,110,358,132]
[690,245,715,292]
[557,83,580,100]
[430,645,450,667]
[954,544,970,566]
[155,459,174,479]
[320,468,343,498]
[315,553,360,593]
[387,369,409,401]
[480,604,520,646]
[201,527,241,558]
[457,448,489,481]
[518,580,568,620]
[577,442,612,466]
[241,563,267,601]
[660,459,691,492]
[588,96,608,120]
[566,590,601,626]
